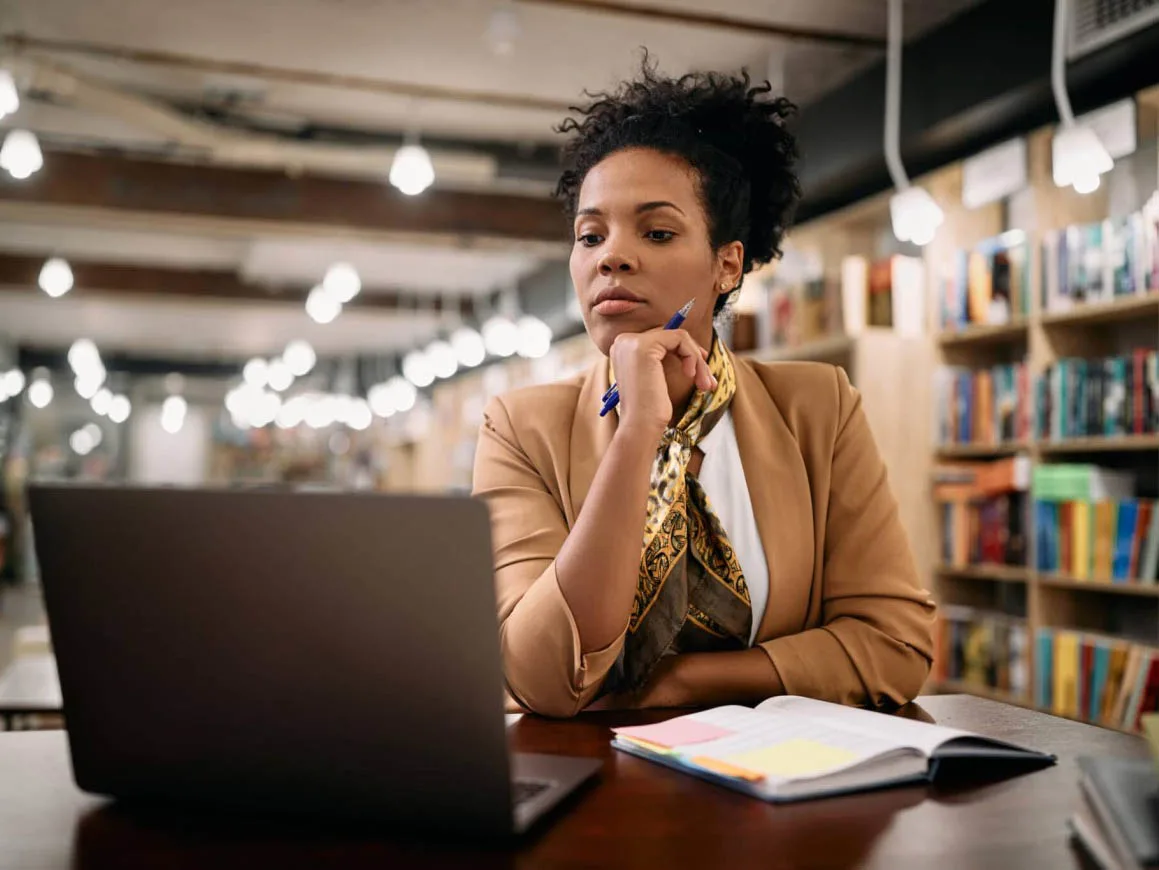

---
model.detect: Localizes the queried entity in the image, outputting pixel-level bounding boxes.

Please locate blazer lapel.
[566,358,617,525]
[729,355,816,643]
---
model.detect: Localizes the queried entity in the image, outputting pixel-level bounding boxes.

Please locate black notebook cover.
[1078,756,1159,869]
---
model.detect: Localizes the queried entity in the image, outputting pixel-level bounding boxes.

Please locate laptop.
[29,484,601,836]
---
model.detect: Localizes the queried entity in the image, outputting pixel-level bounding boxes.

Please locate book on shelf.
[1041,200,1159,314]
[934,362,1031,447]
[841,254,924,337]
[751,270,843,353]
[1035,628,1159,732]
[933,456,1031,569]
[609,696,1053,804]
[1036,350,1159,440]
[940,230,1031,331]
[1069,756,1159,870]
[1032,464,1159,583]
[933,606,1028,698]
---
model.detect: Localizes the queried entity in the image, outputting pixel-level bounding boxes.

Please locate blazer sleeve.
[472,396,625,717]
[758,368,936,707]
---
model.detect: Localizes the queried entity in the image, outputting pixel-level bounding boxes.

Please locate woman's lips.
[594,298,644,316]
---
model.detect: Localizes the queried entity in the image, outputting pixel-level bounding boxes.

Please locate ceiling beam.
[3,34,575,113]
[515,0,886,48]
[0,150,569,244]
[0,254,478,315]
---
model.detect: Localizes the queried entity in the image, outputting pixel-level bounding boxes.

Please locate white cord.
[884,0,910,190]
[1051,0,1076,126]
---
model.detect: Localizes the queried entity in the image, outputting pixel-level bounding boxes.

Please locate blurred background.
[0,0,1157,732]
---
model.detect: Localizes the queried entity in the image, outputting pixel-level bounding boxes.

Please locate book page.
[755,696,978,756]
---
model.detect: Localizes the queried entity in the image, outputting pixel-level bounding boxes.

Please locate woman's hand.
[609,328,716,437]
[591,656,692,711]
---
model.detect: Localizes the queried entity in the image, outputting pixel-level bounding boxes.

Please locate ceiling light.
[0,70,19,119]
[306,285,341,324]
[108,394,131,423]
[3,369,25,397]
[91,387,113,416]
[305,394,337,429]
[82,421,103,448]
[387,376,417,413]
[368,383,395,418]
[517,315,552,359]
[247,391,281,429]
[276,395,308,429]
[482,315,519,358]
[38,258,74,298]
[282,340,316,376]
[69,428,95,457]
[322,263,361,303]
[346,397,372,431]
[0,129,43,180]
[451,326,486,368]
[402,349,435,388]
[266,359,294,392]
[27,376,53,409]
[67,338,102,377]
[242,357,269,388]
[74,370,106,400]
[1051,124,1113,194]
[426,340,458,379]
[160,395,187,434]
[389,143,435,196]
[889,186,945,247]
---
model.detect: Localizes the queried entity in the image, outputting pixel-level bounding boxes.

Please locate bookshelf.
[924,91,1159,733]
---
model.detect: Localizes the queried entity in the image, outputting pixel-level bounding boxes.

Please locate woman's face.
[569,148,743,356]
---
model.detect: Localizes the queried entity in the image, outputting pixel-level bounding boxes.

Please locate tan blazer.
[472,353,936,718]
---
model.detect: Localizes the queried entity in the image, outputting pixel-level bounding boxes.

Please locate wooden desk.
[0,695,1146,869]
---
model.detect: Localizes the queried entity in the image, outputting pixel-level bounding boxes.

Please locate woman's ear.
[715,241,744,297]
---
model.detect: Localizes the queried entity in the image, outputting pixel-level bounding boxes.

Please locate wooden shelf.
[1039,293,1159,328]
[1037,434,1159,455]
[1036,574,1159,597]
[937,319,1029,349]
[936,564,1030,582]
[741,334,854,364]
[934,442,1030,459]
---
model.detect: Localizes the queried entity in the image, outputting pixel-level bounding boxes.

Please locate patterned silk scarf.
[610,337,752,693]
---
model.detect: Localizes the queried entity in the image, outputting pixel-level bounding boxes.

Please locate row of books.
[1035,628,1158,732]
[1033,464,1159,583]
[1036,350,1159,440]
[932,607,1028,696]
[934,363,1032,447]
[933,457,1030,568]
[940,231,1031,332]
[1041,200,1159,314]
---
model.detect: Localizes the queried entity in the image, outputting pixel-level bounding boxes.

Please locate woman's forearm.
[554,424,659,653]
[662,649,785,708]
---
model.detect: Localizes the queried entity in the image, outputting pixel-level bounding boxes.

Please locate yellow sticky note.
[724,739,859,779]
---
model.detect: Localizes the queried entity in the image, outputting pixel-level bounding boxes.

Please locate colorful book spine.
[1036,351,1159,440]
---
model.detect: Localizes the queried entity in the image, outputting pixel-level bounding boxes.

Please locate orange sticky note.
[689,756,766,782]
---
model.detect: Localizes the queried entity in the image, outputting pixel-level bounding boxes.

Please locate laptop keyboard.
[512,778,553,807]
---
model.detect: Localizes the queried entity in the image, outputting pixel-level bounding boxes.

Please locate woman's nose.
[597,250,637,275]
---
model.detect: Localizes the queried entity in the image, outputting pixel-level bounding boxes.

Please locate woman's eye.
[645,230,675,242]
[577,233,603,247]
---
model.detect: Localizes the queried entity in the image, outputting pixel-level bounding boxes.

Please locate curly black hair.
[556,58,801,313]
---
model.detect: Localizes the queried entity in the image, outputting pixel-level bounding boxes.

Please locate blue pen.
[599,298,696,417]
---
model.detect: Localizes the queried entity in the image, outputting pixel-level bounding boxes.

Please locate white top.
[695,411,769,646]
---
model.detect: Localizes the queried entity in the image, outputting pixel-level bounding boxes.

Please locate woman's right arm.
[473,328,713,717]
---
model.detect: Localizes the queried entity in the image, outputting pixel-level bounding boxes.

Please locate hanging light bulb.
[3,369,25,397]
[889,186,945,246]
[0,129,43,180]
[82,422,103,448]
[108,394,131,423]
[160,395,187,434]
[1051,125,1113,194]
[91,387,113,416]
[70,428,96,457]
[27,375,53,409]
[322,263,361,303]
[402,349,435,388]
[516,315,553,359]
[37,257,73,298]
[0,70,19,120]
[483,314,519,358]
[389,143,436,196]
[345,397,373,431]
[67,338,102,376]
[306,285,342,324]
[242,357,269,388]
[387,376,417,413]
[282,339,316,376]
[247,391,281,429]
[425,339,458,379]
[266,359,294,392]
[276,395,308,429]
[450,326,486,368]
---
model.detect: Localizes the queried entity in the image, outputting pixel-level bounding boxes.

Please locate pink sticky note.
[613,717,734,749]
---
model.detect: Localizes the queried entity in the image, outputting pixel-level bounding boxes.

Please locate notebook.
[1070,756,1159,870]
[611,696,1055,802]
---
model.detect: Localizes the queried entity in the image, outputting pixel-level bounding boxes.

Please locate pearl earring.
[720,282,729,291]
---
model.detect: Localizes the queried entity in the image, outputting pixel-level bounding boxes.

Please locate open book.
[611,696,1055,802]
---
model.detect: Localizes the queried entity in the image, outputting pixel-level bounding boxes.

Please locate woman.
[473,64,935,718]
